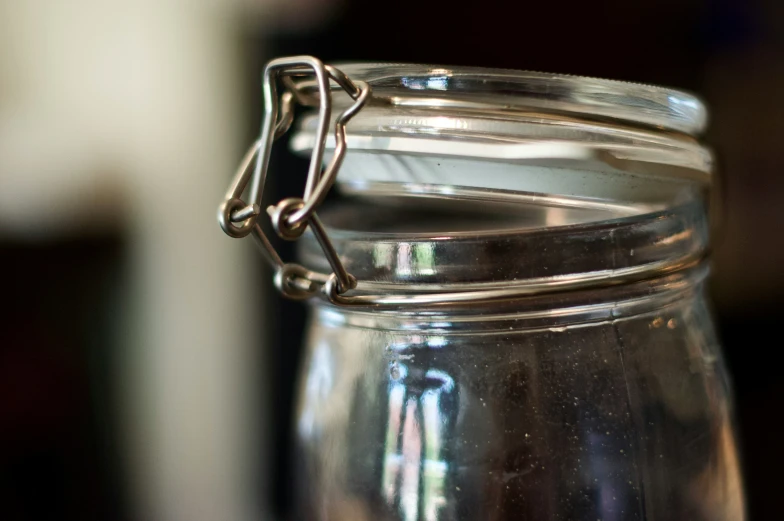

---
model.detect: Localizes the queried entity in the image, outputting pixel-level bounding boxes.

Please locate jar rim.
[291,62,712,206]
[328,62,707,135]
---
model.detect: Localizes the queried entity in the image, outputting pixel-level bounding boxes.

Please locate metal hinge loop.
[217,56,369,300]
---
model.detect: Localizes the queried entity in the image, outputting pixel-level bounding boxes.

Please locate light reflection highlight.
[297,340,334,439]
[382,355,456,521]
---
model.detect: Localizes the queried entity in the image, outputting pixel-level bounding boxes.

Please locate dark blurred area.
[1,0,782,519]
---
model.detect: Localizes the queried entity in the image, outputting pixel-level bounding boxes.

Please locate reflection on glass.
[393,243,437,278]
[396,243,413,277]
[373,242,396,270]
[414,243,436,276]
[427,76,449,91]
[382,360,455,521]
[297,340,333,439]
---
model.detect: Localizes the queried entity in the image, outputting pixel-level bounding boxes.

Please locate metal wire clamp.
[217,56,370,300]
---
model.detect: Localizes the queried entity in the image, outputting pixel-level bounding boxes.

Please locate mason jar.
[219,58,745,520]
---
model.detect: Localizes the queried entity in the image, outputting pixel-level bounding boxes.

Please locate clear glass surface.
[288,188,744,520]
[284,63,741,520]
[292,274,743,521]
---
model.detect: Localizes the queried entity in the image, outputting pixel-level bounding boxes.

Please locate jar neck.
[299,194,709,308]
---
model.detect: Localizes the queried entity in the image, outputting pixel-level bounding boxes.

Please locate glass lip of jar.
[323,62,708,135]
[290,63,713,202]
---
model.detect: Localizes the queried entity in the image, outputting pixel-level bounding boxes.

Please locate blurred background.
[1,0,781,519]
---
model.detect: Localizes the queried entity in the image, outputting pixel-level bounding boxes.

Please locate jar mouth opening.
[277,60,713,307]
[291,63,712,206]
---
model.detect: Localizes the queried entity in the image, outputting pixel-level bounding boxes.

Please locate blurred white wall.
[0,1,337,519]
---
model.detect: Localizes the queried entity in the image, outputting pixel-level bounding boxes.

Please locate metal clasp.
[218,56,370,300]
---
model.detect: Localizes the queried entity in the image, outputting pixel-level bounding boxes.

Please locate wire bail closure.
[218,56,370,301]
[219,56,710,309]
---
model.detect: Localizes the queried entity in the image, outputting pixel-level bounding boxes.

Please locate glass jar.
[219,58,744,520]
